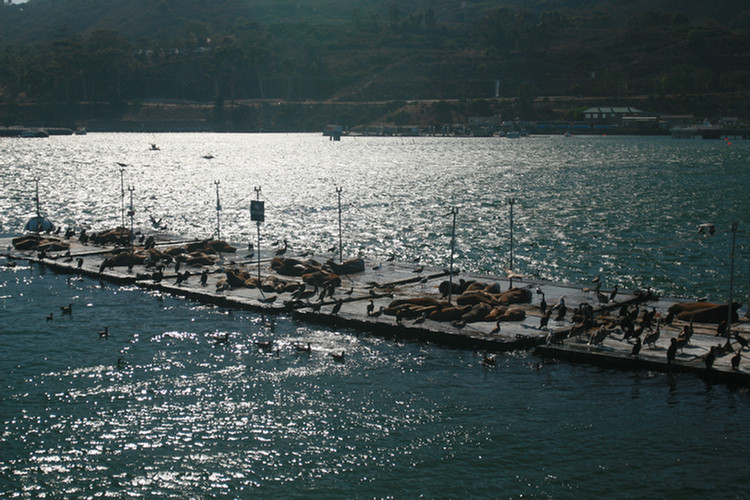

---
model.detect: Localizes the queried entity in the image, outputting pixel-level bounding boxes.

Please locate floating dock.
[3,232,750,385]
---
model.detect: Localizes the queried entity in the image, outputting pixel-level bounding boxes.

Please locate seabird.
[704,346,716,369]
[630,337,642,357]
[60,303,72,315]
[294,342,312,353]
[97,327,109,338]
[331,299,343,315]
[666,338,677,365]
[732,350,741,370]
[46,312,53,321]
[366,300,375,316]
[330,351,345,363]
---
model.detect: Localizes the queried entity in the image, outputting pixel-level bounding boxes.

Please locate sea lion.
[325,258,366,275]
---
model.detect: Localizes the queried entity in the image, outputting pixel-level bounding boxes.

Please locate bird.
[697,223,715,235]
[588,326,610,347]
[331,299,343,315]
[539,309,552,330]
[259,295,277,304]
[554,298,567,322]
[294,342,312,353]
[592,274,601,284]
[704,346,716,369]
[60,303,72,315]
[327,245,337,254]
[735,333,749,350]
[330,351,345,363]
[214,333,230,344]
[386,255,395,262]
[643,321,660,347]
[539,293,547,314]
[274,239,288,256]
[366,300,375,316]
[414,312,427,324]
[413,266,424,274]
[608,285,619,303]
[630,336,642,357]
[46,312,53,321]
[732,350,741,370]
[370,306,384,317]
[97,327,109,338]
[481,354,496,366]
[372,263,382,271]
[490,320,501,334]
[255,340,274,350]
[666,338,677,365]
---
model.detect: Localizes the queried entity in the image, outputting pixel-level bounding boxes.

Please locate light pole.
[508,197,515,289]
[336,186,343,263]
[448,207,459,304]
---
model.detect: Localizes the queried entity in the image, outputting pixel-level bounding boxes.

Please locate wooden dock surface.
[3,233,749,384]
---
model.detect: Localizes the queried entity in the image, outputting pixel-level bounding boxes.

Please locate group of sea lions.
[12,234,70,252]
[665,301,740,325]
[384,280,532,324]
[217,256,365,295]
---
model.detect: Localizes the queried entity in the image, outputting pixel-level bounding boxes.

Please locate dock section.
[3,232,749,384]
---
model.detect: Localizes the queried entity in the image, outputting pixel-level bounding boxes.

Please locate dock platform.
[3,233,749,385]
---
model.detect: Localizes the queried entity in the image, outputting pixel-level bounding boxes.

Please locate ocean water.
[1,133,750,499]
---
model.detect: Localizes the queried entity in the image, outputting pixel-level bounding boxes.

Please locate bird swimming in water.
[97,327,109,338]
[294,342,312,353]
[330,351,345,363]
[481,354,496,367]
[46,312,53,321]
[60,303,72,315]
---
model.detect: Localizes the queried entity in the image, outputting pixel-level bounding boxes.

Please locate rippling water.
[2,133,750,499]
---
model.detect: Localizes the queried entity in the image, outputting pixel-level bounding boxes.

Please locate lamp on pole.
[508,197,515,289]
[726,221,738,349]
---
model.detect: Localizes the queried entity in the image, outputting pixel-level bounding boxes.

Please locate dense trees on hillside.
[0,0,749,122]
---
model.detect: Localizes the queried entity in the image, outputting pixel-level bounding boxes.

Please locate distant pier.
[3,233,749,385]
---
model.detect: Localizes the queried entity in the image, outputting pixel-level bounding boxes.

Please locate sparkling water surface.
[1,133,750,499]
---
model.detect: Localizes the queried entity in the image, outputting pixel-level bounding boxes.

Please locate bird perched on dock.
[413,266,424,274]
[630,337,642,358]
[60,303,72,315]
[331,299,343,315]
[734,333,749,350]
[386,255,395,262]
[666,338,677,365]
[490,320,501,334]
[366,300,375,316]
[588,326,610,347]
[608,285,619,303]
[414,312,427,324]
[643,321,661,348]
[704,346,716,369]
[539,309,552,330]
[539,293,547,314]
[200,270,208,286]
[259,295,277,304]
[97,327,109,338]
[554,298,567,322]
[274,239,288,256]
[732,350,742,370]
[372,263,382,271]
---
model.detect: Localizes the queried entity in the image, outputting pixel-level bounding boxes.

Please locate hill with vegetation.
[1,0,749,130]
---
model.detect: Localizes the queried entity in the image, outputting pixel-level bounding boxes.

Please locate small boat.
[21,129,49,138]
[505,131,520,139]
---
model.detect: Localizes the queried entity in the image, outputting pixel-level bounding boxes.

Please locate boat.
[20,129,49,138]
[506,131,521,139]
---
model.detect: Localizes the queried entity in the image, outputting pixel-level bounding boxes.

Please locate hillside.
[1,0,750,129]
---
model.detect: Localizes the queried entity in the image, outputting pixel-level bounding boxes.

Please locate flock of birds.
[540,274,747,372]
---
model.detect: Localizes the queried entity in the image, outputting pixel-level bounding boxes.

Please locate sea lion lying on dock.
[12,234,69,252]
[302,269,341,288]
[271,257,322,276]
[324,258,366,275]
[88,227,130,246]
[385,296,526,323]
[186,239,237,254]
[666,301,740,324]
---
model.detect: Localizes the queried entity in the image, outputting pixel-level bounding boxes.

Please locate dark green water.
[1,133,749,498]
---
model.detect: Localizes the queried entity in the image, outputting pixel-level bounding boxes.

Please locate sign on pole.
[250,200,265,222]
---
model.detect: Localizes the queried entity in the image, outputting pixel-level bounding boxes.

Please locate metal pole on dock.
[336,186,343,263]
[448,207,459,304]
[33,178,41,218]
[119,169,125,229]
[508,197,515,289]
[254,186,262,283]
[127,186,135,252]
[214,180,222,261]
[746,229,750,318]
[726,221,738,348]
